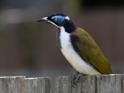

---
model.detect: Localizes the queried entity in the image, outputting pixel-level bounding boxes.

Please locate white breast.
[59,27,100,75]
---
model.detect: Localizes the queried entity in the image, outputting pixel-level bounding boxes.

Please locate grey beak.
[37,17,48,22]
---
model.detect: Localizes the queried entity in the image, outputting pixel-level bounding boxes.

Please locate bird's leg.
[71,72,87,87]
[71,72,82,87]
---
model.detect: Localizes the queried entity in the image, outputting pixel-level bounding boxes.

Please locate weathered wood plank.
[0,76,25,93]
[96,74,122,93]
[122,75,124,93]
[51,76,71,93]
[0,75,122,93]
[24,77,50,93]
[80,75,96,93]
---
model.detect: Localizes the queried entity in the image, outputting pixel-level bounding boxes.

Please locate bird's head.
[38,14,70,28]
[38,13,76,33]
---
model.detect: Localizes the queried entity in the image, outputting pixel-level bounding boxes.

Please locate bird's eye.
[51,16,65,24]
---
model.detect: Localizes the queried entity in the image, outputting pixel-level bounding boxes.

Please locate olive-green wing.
[71,28,112,74]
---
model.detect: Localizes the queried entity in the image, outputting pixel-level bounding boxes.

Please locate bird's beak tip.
[37,17,48,22]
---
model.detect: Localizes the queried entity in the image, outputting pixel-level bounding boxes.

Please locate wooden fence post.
[0,76,25,93]
[0,74,123,93]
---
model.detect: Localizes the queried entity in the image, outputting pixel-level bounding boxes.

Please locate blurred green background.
[0,0,124,77]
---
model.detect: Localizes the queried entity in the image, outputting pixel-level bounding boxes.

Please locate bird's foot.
[71,72,82,87]
[71,72,87,87]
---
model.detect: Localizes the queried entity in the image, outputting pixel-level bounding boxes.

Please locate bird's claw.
[71,72,82,87]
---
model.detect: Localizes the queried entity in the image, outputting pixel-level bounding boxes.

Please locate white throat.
[59,27,100,75]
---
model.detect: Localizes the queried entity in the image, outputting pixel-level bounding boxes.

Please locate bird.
[38,13,112,85]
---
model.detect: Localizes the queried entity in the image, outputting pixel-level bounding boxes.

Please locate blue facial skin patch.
[51,16,65,24]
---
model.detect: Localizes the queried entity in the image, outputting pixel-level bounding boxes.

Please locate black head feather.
[39,13,76,33]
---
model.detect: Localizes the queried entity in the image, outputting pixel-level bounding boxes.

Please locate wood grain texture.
[0,76,25,93]
[24,77,50,93]
[0,75,123,93]
[80,75,96,93]
[96,74,122,93]
[51,76,71,93]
